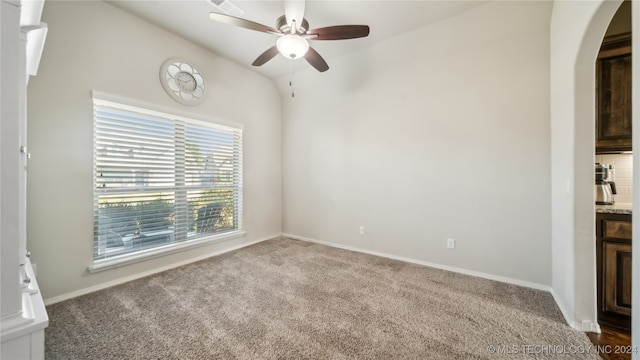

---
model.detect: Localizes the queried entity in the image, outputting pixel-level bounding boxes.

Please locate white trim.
[88,231,247,273]
[284,233,551,291]
[1,259,48,343]
[549,288,579,330]
[91,90,244,130]
[583,321,601,333]
[285,234,600,331]
[61,233,589,332]
[0,313,32,340]
[91,93,245,273]
[46,233,280,305]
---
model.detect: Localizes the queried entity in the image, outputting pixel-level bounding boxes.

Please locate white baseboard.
[547,290,599,333]
[283,233,551,291]
[549,288,578,330]
[44,234,279,306]
[284,233,602,333]
[46,232,597,334]
[583,321,601,333]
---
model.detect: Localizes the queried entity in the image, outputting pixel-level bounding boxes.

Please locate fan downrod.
[276,15,309,35]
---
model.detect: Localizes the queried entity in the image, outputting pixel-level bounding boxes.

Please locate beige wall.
[280,1,552,287]
[27,1,282,302]
[26,1,635,335]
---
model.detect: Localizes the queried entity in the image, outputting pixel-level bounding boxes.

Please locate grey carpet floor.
[45,237,600,359]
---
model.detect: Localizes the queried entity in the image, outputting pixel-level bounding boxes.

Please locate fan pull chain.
[289,61,295,98]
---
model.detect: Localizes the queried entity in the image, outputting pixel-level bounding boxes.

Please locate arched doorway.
[549,0,624,332]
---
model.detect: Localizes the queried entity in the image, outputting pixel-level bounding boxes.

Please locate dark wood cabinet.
[596,32,632,154]
[596,212,632,331]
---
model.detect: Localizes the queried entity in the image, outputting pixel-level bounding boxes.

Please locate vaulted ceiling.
[107,0,488,78]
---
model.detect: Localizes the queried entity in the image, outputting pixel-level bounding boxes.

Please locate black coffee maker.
[595,163,617,205]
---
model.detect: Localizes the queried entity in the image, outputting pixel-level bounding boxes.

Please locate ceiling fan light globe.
[276,34,309,60]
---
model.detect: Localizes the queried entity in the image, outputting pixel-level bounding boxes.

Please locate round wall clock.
[159,58,206,105]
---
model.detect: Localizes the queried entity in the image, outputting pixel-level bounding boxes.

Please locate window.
[92,96,243,263]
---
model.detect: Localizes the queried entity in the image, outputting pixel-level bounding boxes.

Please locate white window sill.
[88,230,247,273]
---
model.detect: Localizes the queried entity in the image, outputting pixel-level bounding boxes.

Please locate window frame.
[89,92,245,273]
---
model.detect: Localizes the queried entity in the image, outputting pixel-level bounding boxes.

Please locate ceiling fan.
[208,0,370,72]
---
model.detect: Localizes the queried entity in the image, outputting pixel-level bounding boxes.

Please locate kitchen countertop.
[595,202,632,215]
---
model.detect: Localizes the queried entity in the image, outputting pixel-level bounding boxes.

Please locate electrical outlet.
[447,238,455,249]
[359,226,365,235]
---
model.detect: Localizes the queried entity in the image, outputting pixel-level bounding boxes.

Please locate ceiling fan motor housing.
[276,15,309,35]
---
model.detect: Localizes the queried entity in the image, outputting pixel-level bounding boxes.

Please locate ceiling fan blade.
[283,0,305,31]
[304,47,329,72]
[209,12,277,34]
[252,46,279,66]
[308,25,370,40]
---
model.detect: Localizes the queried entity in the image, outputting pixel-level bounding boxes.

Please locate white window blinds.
[93,97,243,261]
